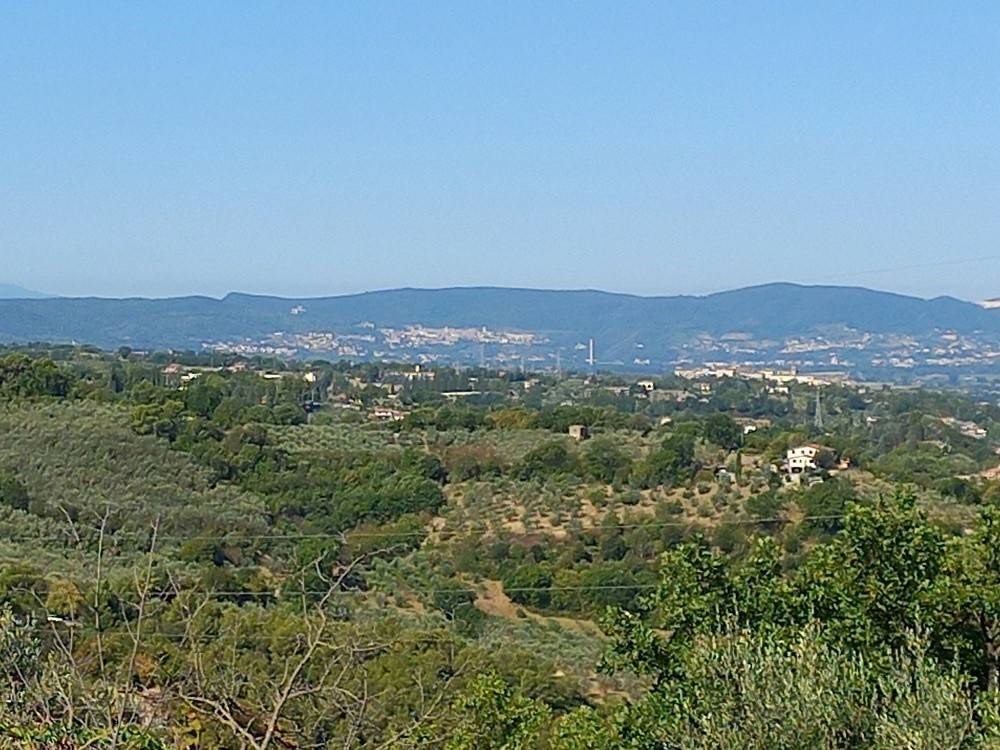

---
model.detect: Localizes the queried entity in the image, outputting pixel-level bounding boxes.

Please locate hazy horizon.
[1,277,995,305]
[3,3,999,300]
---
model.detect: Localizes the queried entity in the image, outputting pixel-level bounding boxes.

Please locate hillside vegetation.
[3,347,1000,746]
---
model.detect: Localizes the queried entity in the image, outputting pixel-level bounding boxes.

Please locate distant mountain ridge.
[0,283,997,368]
[0,283,51,299]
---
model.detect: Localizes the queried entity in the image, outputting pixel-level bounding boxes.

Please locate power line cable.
[0,514,847,545]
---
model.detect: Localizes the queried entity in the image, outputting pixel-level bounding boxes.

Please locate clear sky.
[2,2,998,300]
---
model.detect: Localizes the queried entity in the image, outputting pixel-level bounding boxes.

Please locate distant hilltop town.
[4,284,1000,386]
[202,324,546,361]
[196,323,1000,396]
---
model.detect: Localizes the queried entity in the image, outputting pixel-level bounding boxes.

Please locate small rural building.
[567,424,590,441]
[714,466,735,484]
[786,445,822,474]
[372,407,407,422]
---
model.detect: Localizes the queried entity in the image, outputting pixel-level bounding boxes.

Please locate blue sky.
[1,2,998,300]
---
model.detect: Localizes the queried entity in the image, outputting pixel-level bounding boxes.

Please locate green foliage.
[548,708,615,750]
[797,477,857,533]
[744,490,785,519]
[130,398,186,440]
[5,349,1000,745]
[581,437,632,484]
[603,492,1000,692]
[625,629,982,749]
[633,432,696,488]
[703,413,742,451]
[0,401,268,549]
[405,404,488,431]
[875,442,980,488]
[0,353,72,399]
[799,493,946,654]
[0,471,29,512]
[515,441,579,481]
[936,475,982,504]
[441,672,551,750]
[503,565,552,611]
[432,578,485,636]
[0,606,166,748]
[550,562,654,613]
[534,405,628,434]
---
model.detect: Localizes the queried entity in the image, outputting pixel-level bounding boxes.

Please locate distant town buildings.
[186,313,1000,382]
[941,417,989,440]
[674,364,845,387]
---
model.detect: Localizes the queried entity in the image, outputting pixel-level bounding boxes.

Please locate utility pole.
[814,388,824,431]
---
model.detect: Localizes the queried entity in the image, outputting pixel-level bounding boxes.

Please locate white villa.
[786,445,820,474]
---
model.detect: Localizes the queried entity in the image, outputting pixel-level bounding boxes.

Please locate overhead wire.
[0,514,847,545]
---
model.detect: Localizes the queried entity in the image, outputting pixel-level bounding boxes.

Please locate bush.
[935,476,981,504]
[503,563,553,609]
[620,490,641,506]
[633,433,696,489]
[745,490,786,519]
[0,472,29,512]
[660,499,684,516]
[514,442,579,481]
[581,437,632,483]
[645,629,981,749]
[798,477,857,533]
[703,413,742,451]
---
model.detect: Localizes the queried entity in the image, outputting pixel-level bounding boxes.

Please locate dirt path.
[474,579,603,636]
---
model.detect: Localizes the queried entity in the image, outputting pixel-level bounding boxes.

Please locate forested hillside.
[3,346,1000,747]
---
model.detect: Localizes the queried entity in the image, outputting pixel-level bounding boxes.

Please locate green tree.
[797,476,857,533]
[703,413,742,451]
[272,401,306,425]
[515,441,579,480]
[797,493,947,654]
[0,354,71,398]
[619,629,981,749]
[0,471,29,511]
[503,563,553,609]
[442,672,550,750]
[633,433,696,488]
[130,399,186,441]
[581,437,632,484]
